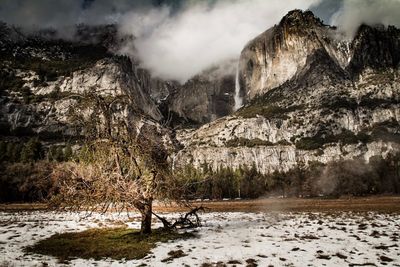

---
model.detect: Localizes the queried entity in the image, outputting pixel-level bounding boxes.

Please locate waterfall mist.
[234,63,243,111]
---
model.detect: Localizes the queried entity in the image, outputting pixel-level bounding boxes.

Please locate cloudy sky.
[0,0,398,82]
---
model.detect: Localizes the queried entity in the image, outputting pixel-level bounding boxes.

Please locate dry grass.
[155,196,400,213]
[24,228,195,262]
[1,196,400,213]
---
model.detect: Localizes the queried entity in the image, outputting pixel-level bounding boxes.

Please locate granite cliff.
[1,10,400,177]
[175,10,400,173]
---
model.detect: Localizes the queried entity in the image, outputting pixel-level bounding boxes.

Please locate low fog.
[0,0,399,82]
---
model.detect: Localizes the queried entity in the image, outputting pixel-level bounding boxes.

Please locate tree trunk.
[139,199,153,234]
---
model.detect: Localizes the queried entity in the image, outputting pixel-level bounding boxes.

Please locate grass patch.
[25,227,196,262]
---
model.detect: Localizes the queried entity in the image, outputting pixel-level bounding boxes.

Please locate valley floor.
[1,197,400,267]
[2,196,400,213]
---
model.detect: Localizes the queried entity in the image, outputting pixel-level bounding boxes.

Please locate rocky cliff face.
[0,26,191,162]
[238,10,400,101]
[166,61,236,126]
[1,10,400,176]
[175,10,400,173]
[0,23,236,146]
[238,10,351,100]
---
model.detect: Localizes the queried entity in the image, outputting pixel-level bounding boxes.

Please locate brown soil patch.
[1,196,400,213]
[154,196,400,213]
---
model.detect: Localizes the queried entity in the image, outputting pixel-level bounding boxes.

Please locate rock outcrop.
[0,23,177,151]
[166,61,237,126]
[175,10,400,173]
[238,10,349,100]
[0,23,236,144]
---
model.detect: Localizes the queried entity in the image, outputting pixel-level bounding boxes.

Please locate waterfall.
[234,63,243,111]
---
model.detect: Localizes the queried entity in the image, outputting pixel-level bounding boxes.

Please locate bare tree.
[50,89,197,234]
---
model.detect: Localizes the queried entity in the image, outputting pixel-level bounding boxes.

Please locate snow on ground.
[0,210,399,266]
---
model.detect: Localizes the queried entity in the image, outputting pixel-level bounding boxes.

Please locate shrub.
[326,97,357,111]
[236,104,299,119]
[360,97,397,109]
[225,137,273,148]
[277,140,291,146]
[295,129,371,150]
[0,69,25,94]
[363,120,400,143]
[335,129,359,145]
[295,136,326,150]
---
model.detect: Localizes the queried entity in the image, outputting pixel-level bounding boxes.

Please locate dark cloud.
[310,0,344,24]
[82,0,96,9]
[0,0,210,29]
[0,0,152,29]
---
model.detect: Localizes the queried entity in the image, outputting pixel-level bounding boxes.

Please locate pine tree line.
[0,138,73,163]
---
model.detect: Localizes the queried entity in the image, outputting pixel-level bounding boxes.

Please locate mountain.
[175,10,400,174]
[1,10,400,200]
[0,22,237,145]
[164,60,237,126]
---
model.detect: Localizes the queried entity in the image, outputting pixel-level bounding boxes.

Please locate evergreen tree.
[0,141,6,161]
[64,143,73,161]
[5,142,14,161]
[55,146,64,162]
[21,138,42,162]
[234,167,243,198]
[48,146,57,161]
[11,143,22,162]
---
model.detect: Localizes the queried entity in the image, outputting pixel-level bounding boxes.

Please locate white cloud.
[119,0,321,83]
[331,0,400,37]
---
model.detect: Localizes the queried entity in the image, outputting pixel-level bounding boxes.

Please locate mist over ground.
[1,0,399,82]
